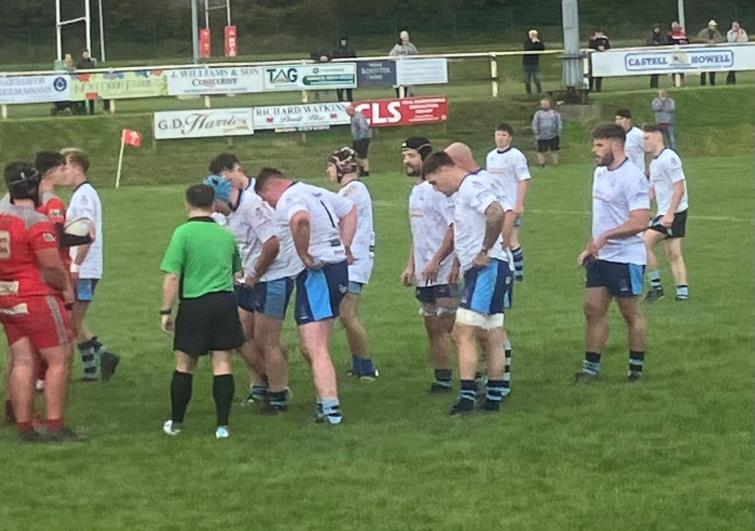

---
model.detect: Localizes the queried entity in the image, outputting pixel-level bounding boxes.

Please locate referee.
[159,184,244,439]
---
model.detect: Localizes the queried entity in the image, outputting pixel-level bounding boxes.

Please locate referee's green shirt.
[160,217,242,299]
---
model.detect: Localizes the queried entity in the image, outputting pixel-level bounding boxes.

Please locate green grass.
[0,81,752,529]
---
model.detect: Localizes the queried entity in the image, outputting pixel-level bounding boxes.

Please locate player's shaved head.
[444,142,477,172]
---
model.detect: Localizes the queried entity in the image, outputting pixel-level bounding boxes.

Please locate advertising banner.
[167,66,264,96]
[0,75,71,105]
[200,29,212,59]
[591,45,755,76]
[357,60,397,87]
[263,63,357,91]
[71,70,167,100]
[395,58,449,86]
[225,26,238,58]
[253,102,350,131]
[354,96,448,127]
[154,108,254,140]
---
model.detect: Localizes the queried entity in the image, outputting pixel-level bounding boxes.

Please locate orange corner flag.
[122,129,143,148]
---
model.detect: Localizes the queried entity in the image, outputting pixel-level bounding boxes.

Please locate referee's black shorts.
[174,291,245,357]
[352,138,370,159]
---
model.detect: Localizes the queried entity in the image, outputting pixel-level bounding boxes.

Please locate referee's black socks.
[170,371,193,424]
[213,374,235,427]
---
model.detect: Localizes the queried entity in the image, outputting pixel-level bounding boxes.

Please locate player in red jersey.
[0,162,79,442]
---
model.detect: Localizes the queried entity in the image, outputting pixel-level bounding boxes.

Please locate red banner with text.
[354,96,448,127]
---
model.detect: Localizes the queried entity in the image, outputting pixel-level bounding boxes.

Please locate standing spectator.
[389,30,419,98]
[332,36,356,102]
[667,21,689,45]
[522,29,544,96]
[726,22,749,85]
[309,48,332,102]
[696,20,724,86]
[76,50,97,115]
[647,24,667,88]
[532,98,563,167]
[346,104,372,177]
[588,29,610,92]
[651,90,677,152]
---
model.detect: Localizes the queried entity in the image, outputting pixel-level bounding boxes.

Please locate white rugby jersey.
[338,180,375,285]
[625,126,645,171]
[649,148,688,216]
[228,182,302,281]
[67,181,103,279]
[485,147,531,206]
[276,182,353,265]
[453,171,512,274]
[409,181,455,287]
[591,160,650,265]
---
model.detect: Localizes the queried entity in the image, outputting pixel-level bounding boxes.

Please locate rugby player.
[575,124,650,383]
[327,147,378,379]
[420,151,513,414]
[400,137,459,393]
[615,109,645,171]
[160,184,245,439]
[0,162,78,441]
[61,148,119,381]
[255,170,357,425]
[642,124,690,302]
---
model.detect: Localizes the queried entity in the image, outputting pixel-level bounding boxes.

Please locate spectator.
[52,54,80,116]
[332,36,357,102]
[522,29,545,96]
[647,24,666,89]
[76,50,97,115]
[346,104,372,177]
[651,89,677,152]
[309,48,333,102]
[389,30,418,98]
[531,97,563,167]
[696,20,724,86]
[668,21,689,45]
[588,30,610,92]
[726,22,749,85]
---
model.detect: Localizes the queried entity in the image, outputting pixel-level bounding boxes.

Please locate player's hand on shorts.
[63,287,75,307]
[400,267,414,287]
[243,274,258,288]
[472,251,491,269]
[661,213,674,228]
[345,247,357,266]
[302,253,324,270]
[161,314,174,334]
[422,259,440,285]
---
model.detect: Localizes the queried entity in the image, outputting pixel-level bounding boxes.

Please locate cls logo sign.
[266,68,298,84]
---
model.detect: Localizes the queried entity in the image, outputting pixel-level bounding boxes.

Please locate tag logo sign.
[266,68,299,85]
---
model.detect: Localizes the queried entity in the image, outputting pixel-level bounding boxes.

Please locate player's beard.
[404,164,420,177]
[596,151,614,167]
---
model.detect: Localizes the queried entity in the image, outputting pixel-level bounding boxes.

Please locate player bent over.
[160,185,245,439]
[576,124,650,383]
[421,152,514,415]
[256,170,357,425]
[327,148,378,379]
[0,162,79,442]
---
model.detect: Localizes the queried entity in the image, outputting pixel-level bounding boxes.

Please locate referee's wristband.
[159,308,172,316]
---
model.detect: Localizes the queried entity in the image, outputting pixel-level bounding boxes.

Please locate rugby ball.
[61,217,94,247]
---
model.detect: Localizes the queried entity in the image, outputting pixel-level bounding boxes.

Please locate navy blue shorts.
[252,277,294,320]
[234,283,258,313]
[76,279,99,302]
[415,284,459,305]
[294,261,349,325]
[460,259,512,316]
[585,259,644,297]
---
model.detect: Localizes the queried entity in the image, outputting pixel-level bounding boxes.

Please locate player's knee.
[584,301,604,320]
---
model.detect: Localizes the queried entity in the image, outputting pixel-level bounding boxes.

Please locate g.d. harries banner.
[0,75,71,105]
[591,45,755,77]
[167,66,264,96]
[154,108,254,139]
[263,63,357,91]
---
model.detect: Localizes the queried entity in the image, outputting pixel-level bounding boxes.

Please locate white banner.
[262,63,357,91]
[396,58,448,86]
[253,102,350,131]
[592,45,755,77]
[167,66,264,96]
[0,75,71,105]
[154,108,254,140]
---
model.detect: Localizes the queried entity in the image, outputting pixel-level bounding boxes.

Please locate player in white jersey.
[615,109,645,171]
[421,150,513,415]
[447,142,516,398]
[400,137,460,393]
[61,148,120,382]
[575,124,650,383]
[642,124,690,302]
[327,147,378,380]
[255,170,357,425]
[485,123,531,282]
